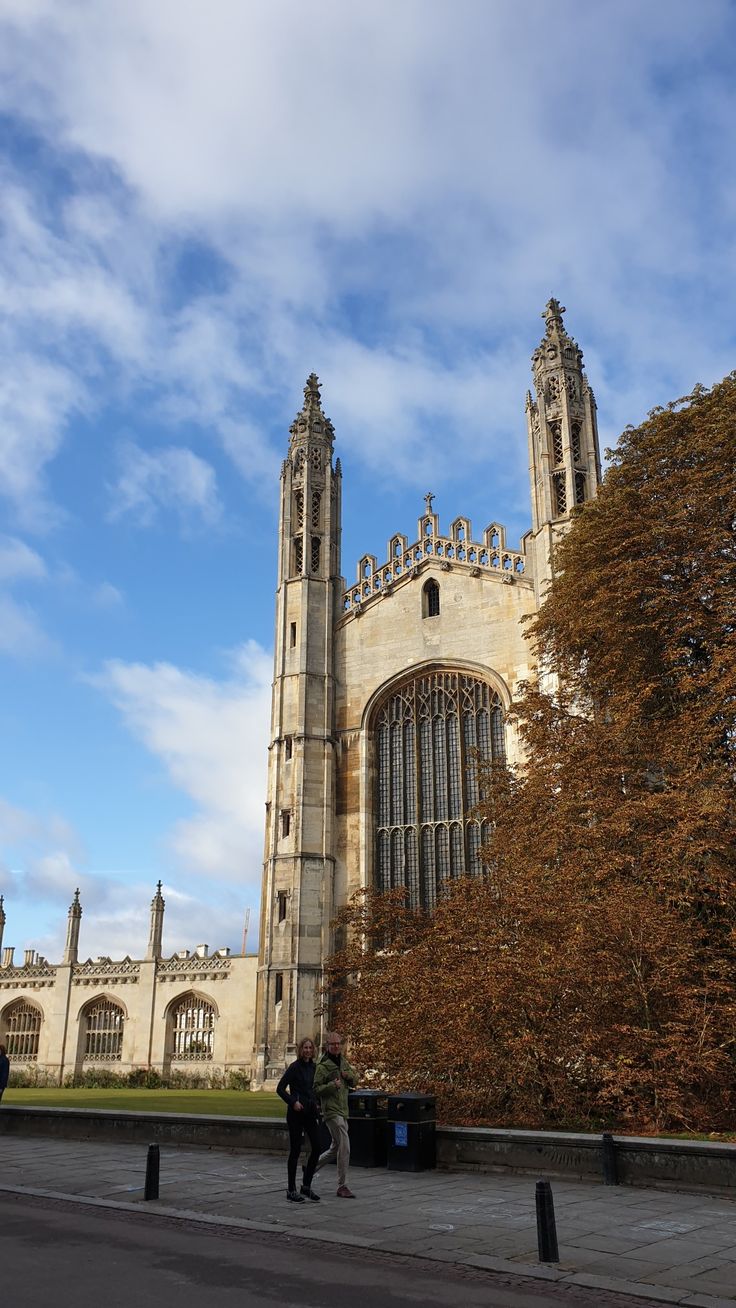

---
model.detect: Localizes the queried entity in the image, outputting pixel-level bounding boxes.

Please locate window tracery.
[311,491,321,528]
[549,421,563,465]
[373,671,504,908]
[293,537,303,574]
[310,536,321,572]
[83,999,124,1061]
[4,999,42,1061]
[571,422,582,463]
[170,994,215,1061]
[553,472,567,516]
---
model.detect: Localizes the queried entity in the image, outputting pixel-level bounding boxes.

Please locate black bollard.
[602,1132,619,1186]
[535,1179,559,1263]
[144,1143,160,1200]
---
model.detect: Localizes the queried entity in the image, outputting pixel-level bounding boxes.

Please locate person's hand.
[333,1075,341,1087]
[293,1100,303,1112]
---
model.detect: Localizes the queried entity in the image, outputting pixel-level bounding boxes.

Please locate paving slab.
[0,1132,734,1305]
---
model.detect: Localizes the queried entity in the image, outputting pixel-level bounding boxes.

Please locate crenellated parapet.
[157,951,232,982]
[72,956,141,986]
[342,510,529,615]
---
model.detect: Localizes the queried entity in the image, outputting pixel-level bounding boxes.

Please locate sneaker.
[336,1185,355,1198]
[287,1189,305,1202]
[300,1185,321,1202]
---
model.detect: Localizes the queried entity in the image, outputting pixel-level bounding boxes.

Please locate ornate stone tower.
[253,375,342,1082]
[525,299,601,601]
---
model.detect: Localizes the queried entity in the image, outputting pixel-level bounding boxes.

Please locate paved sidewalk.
[0,1135,734,1306]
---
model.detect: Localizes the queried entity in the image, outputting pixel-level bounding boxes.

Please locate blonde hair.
[297,1036,316,1059]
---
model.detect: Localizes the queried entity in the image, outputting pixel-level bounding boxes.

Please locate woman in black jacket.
[276,1036,322,1202]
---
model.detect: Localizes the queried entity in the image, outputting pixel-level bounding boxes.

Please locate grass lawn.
[3,1088,283,1117]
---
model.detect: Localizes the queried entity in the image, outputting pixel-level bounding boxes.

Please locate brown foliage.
[327,375,736,1133]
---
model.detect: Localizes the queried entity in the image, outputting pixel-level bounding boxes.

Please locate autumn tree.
[327,374,736,1132]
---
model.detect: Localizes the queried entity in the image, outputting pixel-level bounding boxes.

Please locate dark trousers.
[287,1110,322,1191]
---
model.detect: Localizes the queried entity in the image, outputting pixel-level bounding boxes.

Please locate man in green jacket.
[313,1032,357,1198]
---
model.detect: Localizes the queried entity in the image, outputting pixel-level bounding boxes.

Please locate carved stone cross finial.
[424,491,434,515]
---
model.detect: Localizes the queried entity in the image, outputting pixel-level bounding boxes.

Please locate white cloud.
[0,795,258,961]
[0,0,733,525]
[0,535,46,583]
[90,581,124,610]
[92,641,271,885]
[108,441,222,527]
[0,593,54,656]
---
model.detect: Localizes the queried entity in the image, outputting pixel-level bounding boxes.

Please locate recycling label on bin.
[394,1121,408,1147]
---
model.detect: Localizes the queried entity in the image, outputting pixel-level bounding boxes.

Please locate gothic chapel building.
[0,299,601,1086]
[253,300,602,1081]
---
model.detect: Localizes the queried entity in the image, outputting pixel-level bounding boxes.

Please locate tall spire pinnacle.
[543,297,566,336]
[147,880,165,960]
[0,893,5,956]
[288,373,334,449]
[63,887,82,965]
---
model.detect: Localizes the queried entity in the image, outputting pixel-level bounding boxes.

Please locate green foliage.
[7,1064,58,1088]
[59,1066,250,1090]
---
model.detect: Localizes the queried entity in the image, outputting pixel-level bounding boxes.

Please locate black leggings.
[286,1109,322,1191]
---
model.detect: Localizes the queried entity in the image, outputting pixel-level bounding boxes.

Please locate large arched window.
[170,994,216,1060]
[373,670,505,909]
[3,999,42,1061]
[83,999,124,1061]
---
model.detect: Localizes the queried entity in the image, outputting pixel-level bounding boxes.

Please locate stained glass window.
[373,671,504,908]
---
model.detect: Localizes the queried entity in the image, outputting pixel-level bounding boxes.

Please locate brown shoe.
[336,1185,355,1198]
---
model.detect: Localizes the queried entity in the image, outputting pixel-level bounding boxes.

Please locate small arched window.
[423,579,440,618]
[170,994,216,1061]
[84,1000,124,1061]
[3,999,42,1061]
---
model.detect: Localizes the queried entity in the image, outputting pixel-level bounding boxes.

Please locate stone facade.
[0,299,601,1090]
[254,300,602,1083]
[0,886,257,1084]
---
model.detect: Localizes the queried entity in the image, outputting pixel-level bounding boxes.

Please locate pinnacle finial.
[73,887,80,905]
[304,373,322,405]
[289,371,334,446]
[424,491,435,515]
[543,298,566,334]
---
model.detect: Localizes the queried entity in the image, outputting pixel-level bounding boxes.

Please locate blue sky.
[1,0,735,962]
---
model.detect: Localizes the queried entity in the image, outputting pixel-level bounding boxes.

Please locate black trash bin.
[387,1093,436,1171]
[348,1090,388,1168]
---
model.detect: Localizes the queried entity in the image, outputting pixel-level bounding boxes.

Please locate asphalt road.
[1,1192,665,1308]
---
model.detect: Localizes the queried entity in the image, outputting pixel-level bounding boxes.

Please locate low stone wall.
[1,1107,734,1195]
[0,1105,287,1153]
[438,1125,736,1194]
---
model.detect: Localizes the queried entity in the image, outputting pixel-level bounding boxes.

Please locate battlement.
[342,511,528,614]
